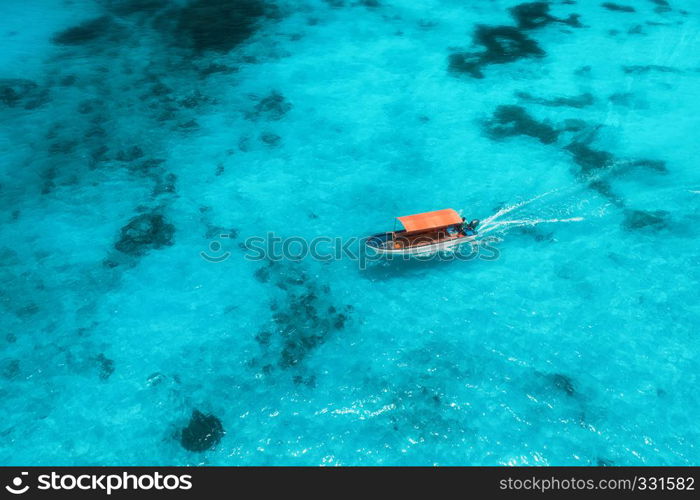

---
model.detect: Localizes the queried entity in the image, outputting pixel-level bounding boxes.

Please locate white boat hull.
[367,235,477,256]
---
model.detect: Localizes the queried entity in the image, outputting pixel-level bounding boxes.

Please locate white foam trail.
[690,190,700,194]
[478,217,584,236]
[479,190,556,230]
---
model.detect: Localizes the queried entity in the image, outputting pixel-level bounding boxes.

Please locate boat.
[365,208,479,256]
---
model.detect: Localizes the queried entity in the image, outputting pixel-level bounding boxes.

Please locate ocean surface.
[0,0,698,465]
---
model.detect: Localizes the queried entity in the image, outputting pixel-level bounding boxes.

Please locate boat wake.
[475,190,585,240]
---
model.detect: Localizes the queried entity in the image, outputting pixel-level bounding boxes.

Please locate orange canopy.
[397,208,462,233]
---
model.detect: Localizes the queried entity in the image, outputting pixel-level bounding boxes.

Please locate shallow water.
[0,0,698,465]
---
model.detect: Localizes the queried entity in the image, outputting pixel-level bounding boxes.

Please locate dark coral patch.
[173,0,268,53]
[260,132,281,146]
[564,142,615,173]
[626,159,667,173]
[0,79,49,110]
[40,167,57,194]
[550,373,576,396]
[129,158,166,176]
[559,118,588,132]
[293,374,316,387]
[475,25,545,64]
[152,172,177,197]
[48,140,78,156]
[562,130,666,186]
[602,2,636,12]
[509,2,555,29]
[248,91,292,121]
[179,90,211,109]
[509,2,582,29]
[16,303,40,317]
[1,359,20,380]
[563,14,583,28]
[178,119,199,130]
[252,263,352,371]
[622,210,668,231]
[574,65,592,77]
[60,75,77,86]
[96,353,115,380]
[52,16,119,45]
[449,25,545,78]
[204,224,237,239]
[516,91,594,108]
[254,266,270,283]
[199,62,238,78]
[275,293,351,369]
[589,180,624,207]
[180,410,225,452]
[115,213,175,256]
[514,225,554,242]
[483,105,559,144]
[116,146,145,162]
[623,65,679,74]
[448,52,485,78]
[650,0,672,14]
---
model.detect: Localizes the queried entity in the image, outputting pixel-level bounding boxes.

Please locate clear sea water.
[0,0,698,465]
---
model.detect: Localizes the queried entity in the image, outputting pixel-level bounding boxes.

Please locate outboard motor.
[463,219,479,236]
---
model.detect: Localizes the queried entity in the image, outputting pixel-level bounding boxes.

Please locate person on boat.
[461,218,479,236]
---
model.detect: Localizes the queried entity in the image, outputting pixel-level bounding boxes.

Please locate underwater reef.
[0,0,697,466]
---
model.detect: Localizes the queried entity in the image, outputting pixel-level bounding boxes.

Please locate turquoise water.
[0,0,698,465]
